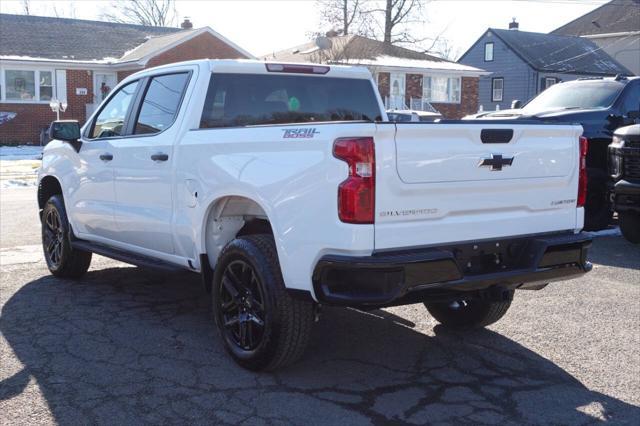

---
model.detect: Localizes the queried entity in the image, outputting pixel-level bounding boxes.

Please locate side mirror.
[511,99,522,109]
[48,120,82,152]
[48,120,80,141]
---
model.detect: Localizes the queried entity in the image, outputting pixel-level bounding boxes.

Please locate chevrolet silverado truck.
[38,60,592,371]
[609,124,640,243]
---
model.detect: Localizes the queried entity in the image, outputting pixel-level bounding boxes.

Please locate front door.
[69,79,141,242]
[94,73,118,104]
[67,139,117,240]
[389,73,406,109]
[87,73,118,117]
[111,72,191,255]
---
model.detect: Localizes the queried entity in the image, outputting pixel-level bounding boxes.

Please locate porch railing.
[384,96,439,113]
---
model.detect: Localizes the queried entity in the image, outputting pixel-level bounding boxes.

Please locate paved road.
[1,187,639,425]
[0,186,40,248]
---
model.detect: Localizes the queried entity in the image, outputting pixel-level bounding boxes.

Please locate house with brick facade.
[0,14,253,144]
[264,34,488,119]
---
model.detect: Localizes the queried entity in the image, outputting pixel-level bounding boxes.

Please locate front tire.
[212,234,314,371]
[41,195,92,279]
[425,293,513,329]
[619,212,640,244]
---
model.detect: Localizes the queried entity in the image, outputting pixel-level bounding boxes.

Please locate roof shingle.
[265,35,447,63]
[263,35,483,73]
[551,0,640,36]
[488,28,632,75]
[0,13,183,61]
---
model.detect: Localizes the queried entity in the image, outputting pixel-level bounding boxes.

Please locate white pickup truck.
[38,59,592,371]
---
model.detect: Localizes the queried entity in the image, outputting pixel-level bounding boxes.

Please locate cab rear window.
[200,73,382,128]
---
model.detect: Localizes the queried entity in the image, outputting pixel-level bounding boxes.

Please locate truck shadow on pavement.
[1,266,639,425]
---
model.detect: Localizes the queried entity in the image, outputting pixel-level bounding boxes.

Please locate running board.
[71,240,188,273]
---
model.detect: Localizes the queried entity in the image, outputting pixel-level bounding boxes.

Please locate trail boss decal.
[282,128,320,139]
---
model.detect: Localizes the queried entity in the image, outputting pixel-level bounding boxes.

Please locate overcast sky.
[1,0,610,58]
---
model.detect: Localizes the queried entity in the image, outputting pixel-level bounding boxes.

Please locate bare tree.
[316,0,365,36]
[52,2,77,19]
[315,0,430,46]
[414,24,458,59]
[366,0,426,44]
[312,0,455,59]
[426,38,459,61]
[101,0,178,27]
[21,0,30,15]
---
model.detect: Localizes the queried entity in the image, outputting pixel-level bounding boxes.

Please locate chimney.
[181,17,193,29]
[509,18,519,31]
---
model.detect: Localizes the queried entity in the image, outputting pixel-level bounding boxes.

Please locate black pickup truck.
[609,124,640,243]
[468,76,640,231]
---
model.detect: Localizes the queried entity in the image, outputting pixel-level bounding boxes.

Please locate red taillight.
[265,63,330,74]
[333,137,375,224]
[577,136,589,207]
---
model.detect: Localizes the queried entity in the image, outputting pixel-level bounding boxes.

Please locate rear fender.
[200,194,272,271]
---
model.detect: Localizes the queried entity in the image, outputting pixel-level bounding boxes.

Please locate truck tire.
[619,212,640,244]
[584,174,613,231]
[424,294,513,329]
[212,234,314,371]
[41,195,92,279]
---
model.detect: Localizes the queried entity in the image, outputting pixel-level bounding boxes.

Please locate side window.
[484,42,494,62]
[90,81,139,139]
[134,73,189,135]
[544,77,557,90]
[492,78,504,102]
[621,82,640,114]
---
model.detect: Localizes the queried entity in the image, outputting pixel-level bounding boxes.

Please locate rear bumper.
[312,232,592,307]
[613,179,640,212]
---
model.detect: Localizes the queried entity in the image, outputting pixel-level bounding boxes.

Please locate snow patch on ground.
[2,179,38,188]
[0,146,43,161]
[1,149,41,187]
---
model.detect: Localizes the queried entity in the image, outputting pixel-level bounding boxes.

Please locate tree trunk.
[383,0,392,43]
[343,0,349,35]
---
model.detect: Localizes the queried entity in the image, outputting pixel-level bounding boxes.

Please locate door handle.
[151,153,169,162]
[99,153,113,161]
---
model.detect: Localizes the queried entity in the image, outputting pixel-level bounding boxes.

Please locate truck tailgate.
[374,122,584,250]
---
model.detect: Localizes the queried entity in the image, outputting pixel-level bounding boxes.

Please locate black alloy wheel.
[43,207,64,269]
[41,195,92,279]
[218,259,267,351]
[211,235,314,371]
